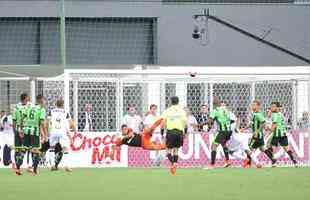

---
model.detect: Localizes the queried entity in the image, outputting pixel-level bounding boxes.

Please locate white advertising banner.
[69,132,128,167]
[0,132,128,168]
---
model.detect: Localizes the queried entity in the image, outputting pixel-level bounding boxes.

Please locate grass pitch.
[1,167,310,200]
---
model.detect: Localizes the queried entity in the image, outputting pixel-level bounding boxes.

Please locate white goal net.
[56,66,310,132]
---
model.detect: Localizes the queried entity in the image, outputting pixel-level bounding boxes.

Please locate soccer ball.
[189,72,197,77]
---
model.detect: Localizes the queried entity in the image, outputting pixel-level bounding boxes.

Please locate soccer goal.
[58,66,310,132]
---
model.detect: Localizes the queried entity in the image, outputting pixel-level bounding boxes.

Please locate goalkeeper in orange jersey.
[116,118,166,150]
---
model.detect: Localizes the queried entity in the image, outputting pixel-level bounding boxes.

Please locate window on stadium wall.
[0,17,156,65]
[65,18,157,65]
[0,18,61,65]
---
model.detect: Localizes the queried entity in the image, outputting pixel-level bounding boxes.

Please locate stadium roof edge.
[64,66,310,75]
[0,64,63,78]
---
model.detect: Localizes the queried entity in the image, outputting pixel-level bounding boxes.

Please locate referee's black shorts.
[166,129,184,148]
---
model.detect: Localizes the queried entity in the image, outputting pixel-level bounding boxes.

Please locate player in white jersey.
[48,99,75,172]
[122,106,143,133]
[222,105,261,168]
[1,112,14,148]
[0,111,15,168]
[223,107,247,159]
[229,129,255,165]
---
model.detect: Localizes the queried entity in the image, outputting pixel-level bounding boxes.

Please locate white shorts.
[1,133,14,147]
[49,133,70,149]
[229,133,250,152]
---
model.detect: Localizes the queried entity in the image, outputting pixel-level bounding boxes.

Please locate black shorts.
[23,128,41,149]
[166,129,183,149]
[249,137,264,149]
[14,132,24,149]
[271,136,288,147]
[214,131,232,146]
[24,134,41,149]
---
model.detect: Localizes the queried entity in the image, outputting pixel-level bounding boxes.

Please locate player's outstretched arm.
[143,118,164,135]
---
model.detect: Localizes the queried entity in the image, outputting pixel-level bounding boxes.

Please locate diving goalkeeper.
[116,118,166,150]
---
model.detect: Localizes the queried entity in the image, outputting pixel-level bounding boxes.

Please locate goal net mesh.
[59,70,307,132]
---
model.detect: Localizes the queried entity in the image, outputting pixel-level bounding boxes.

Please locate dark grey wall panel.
[0,1,59,17]
[0,19,38,64]
[40,19,61,64]
[65,18,156,64]
[0,18,61,65]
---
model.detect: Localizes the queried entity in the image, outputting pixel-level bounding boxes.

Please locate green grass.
[1,167,310,200]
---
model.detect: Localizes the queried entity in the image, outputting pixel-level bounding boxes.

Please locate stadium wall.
[0,1,309,66]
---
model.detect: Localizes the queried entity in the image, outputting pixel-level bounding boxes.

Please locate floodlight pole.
[194,9,310,64]
[60,0,70,113]
[60,0,66,67]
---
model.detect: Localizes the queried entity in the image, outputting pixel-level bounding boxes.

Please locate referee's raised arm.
[161,96,187,175]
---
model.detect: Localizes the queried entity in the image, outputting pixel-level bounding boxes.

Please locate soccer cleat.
[271,159,277,168]
[15,169,22,176]
[223,161,231,168]
[242,159,250,168]
[64,167,73,172]
[169,164,176,175]
[172,165,177,175]
[256,164,262,169]
[169,166,173,174]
